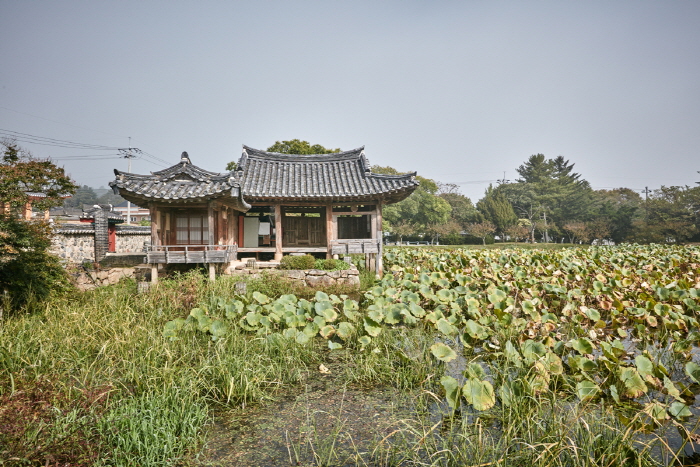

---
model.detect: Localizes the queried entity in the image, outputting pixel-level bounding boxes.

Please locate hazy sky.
[2,1,699,202]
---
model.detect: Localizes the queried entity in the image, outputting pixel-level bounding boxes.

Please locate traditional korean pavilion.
[110,146,418,280]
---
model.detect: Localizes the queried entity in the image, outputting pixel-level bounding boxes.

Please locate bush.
[314,258,351,271]
[278,254,316,270]
[0,217,74,313]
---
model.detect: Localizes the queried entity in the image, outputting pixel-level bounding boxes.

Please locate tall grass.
[0,272,326,465]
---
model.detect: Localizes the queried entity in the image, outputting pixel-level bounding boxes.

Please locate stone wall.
[51,224,149,264]
[51,226,95,263]
[234,266,361,288]
[72,266,149,291]
[115,226,150,253]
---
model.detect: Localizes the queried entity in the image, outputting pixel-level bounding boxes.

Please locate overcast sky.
[2,1,699,202]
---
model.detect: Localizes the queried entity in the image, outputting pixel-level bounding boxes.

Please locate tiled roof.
[236,146,418,203]
[80,206,125,222]
[110,152,250,211]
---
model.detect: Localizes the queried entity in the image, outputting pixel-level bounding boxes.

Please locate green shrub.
[279,254,315,270]
[314,258,351,271]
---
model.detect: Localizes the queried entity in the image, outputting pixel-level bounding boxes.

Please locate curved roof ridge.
[241,145,365,163]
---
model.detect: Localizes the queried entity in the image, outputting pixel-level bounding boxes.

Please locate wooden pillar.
[207,201,215,246]
[23,202,32,220]
[151,265,159,284]
[325,204,333,259]
[149,203,160,246]
[209,263,216,282]
[376,203,383,277]
[274,204,283,261]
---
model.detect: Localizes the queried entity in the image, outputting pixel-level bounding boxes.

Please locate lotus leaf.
[463,378,495,411]
[363,317,382,337]
[499,379,525,407]
[634,355,654,378]
[319,325,335,339]
[570,337,594,355]
[685,362,700,384]
[358,335,372,347]
[252,291,271,304]
[385,305,403,325]
[642,401,669,423]
[521,339,546,363]
[465,362,486,380]
[436,318,457,336]
[441,375,461,410]
[336,322,355,340]
[209,320,228,340]
[576,380,600,401]
[464,319,489,341]
[668,401,692,419]
[528,361,550,394]
[328,341,342,350]
[162,318,185,341]
[620,367,648,398]
[295,331,310,345]
[430,342,457,362]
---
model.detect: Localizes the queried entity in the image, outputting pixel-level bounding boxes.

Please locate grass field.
[1,244,699,466]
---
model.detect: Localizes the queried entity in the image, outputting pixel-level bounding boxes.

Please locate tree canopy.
[266,139,340,155]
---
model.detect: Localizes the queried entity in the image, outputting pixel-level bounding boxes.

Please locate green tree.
[631,186,698,243]
[476,185,517,240]
[266,139,340,155]
[1,141,77,313]
[373,166,451,233]
[438,183,483,226]
[63,185,99,208]
[226,139,340,171]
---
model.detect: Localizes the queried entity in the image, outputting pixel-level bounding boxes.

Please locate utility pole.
[119,139,139,225]
[497,171,510,185]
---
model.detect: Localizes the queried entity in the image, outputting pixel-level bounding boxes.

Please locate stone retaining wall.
[51,224,149,264]
[234,266,361,288]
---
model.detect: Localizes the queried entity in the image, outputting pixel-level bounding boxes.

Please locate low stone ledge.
[233,266,360,288]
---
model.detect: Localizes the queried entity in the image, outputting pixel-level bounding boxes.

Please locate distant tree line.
[386,153,700,245]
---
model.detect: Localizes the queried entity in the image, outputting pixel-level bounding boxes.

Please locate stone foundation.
[233,266,361,288]
[71,266,150,291]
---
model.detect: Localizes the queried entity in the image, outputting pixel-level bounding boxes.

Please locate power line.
[0,106,128,138]
[0,128,120,150]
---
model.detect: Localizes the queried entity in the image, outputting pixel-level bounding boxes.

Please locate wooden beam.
[325,204,333,259]
[376,202,383,277]
[274,204,283,260]
[207,201,215,246]
[149,203,160,246]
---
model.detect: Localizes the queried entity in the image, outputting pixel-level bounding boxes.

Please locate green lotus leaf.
[686,362,700,384]
[576,380,600,401]
[328,341,342,350]
[343,300,360,321]
[499,379,525,407]
[253,291,271,304]
[521,339,546,363]
[303,322,319,337]
[209,319,228,340]
[314,291,330,302]
[295,331,310,345]
[409,302,425,318]
[464,319,489,340]
[570,337,594,355]
[358,335,372,347]
[668,401,692,419]
[463,378,496,411]
[436,289,453,302]
[162,318,185,341]
[634,355,654,378]
[385,306,403,325]
[363,317,382,337]
[583,307,601,321]
[504,341,522,367]
[465,362,486,380]
[441,375,461,410]
[430,342,457,362]
[282,328,297,339]
[225,300,245,319]
[436,318,457,336]
[336,321,356,340]
[319,325,336,339]
[544,352,563,375]
[620,367,648,399]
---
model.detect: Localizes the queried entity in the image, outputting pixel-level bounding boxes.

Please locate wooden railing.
[330,240,380,255]
[146,244,237,264]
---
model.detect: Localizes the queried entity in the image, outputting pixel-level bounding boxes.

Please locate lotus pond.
[166,243,700,465]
